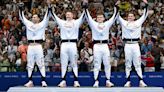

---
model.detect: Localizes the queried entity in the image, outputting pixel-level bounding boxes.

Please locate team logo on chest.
[127,22,135,27]
[98,23,105,30]
[30,24,38,30]
[64,21,74,28]
[127,22,139,31]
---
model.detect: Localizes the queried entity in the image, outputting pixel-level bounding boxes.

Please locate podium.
[7,87,164,92]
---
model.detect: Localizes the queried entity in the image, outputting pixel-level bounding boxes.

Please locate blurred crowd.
[0,0,163,72]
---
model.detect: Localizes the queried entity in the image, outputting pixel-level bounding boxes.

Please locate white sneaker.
[106,80,114,87]
[24,81,34,87]
[74,81,80,87]
[41,81,48,87]
[139,80,147,87]
[58,80,66,87]
[93,81,99,87]
[124,81,131,87]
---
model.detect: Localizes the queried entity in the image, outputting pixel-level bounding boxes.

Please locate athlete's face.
[96,15,105,23]
[128,13,135,21]
[32,14,40,23]
[66,12,73,21]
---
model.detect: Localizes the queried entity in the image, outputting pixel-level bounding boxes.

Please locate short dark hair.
[127,10,137,16]
[96,11,105,17]
[32,14,40,18]
[66,9,73,14]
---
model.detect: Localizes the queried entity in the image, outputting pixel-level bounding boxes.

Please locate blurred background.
[0,0,163,73]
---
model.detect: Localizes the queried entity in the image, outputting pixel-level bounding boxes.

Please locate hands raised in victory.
[82,0,88,9]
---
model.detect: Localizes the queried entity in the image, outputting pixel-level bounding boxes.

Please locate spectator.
[85,31,93,48]
[17,37,28,71]
[160,47,164,71]
[53,26,61,47]
[151,42,162,71]
[110,45,120,71]
[80,42,93,60]
[142,52,155,72]
[80,42,93,71]
[15,52,21,71]
[7,39,17,63]
[1,14,11,30]
[44,41,54,71]
[51,47,61,72]
[141,39,152,55]
[0,0,163,72]
[0,51,10,72]
[77,51,92,72]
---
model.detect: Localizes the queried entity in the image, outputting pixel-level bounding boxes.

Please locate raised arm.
[75,10,85,28]
[82,0,97,27]
[105,3,119,27]
[85,9,97,27]
[18,3,33,26]
[117,14,127,26]
[116,0,127,26]
[136,0,148,24]
[39,8,50,27]
[49,7,64,27]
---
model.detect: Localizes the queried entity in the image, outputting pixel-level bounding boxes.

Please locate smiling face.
[32,14,40,24]
[96,14,105,23]
[128,13,135,22]
[66,11,73,21]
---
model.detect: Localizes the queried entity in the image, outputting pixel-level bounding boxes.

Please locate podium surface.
[7,87,164,92]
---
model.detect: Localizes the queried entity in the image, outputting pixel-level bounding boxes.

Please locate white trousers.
[60,42,78,78]
[27,44,45,78]
[93,44,111,80]
[124,43,143,78]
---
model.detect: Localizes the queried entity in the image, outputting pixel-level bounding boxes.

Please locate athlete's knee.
[61,63,68,69]
[125,62,132,68]
[26,65,34,70]
[38,64,45,70]
[104,63,110,69]
[94,68,100,72]
[125,65,132,70]
[71,62,78,68]
[94,64,101,71]
[27,63,34,69]
[94,62,100,68]
[134,64,141,69]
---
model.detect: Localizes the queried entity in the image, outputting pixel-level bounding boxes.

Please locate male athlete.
[18,1,50,87]
[85,1,119,87]
[117,0,148,87]
[49,2,85,87]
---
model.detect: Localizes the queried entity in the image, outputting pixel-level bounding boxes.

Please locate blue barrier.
[0,72,164,91]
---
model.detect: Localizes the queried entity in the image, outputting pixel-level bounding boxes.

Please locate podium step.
[7,87,164,92]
